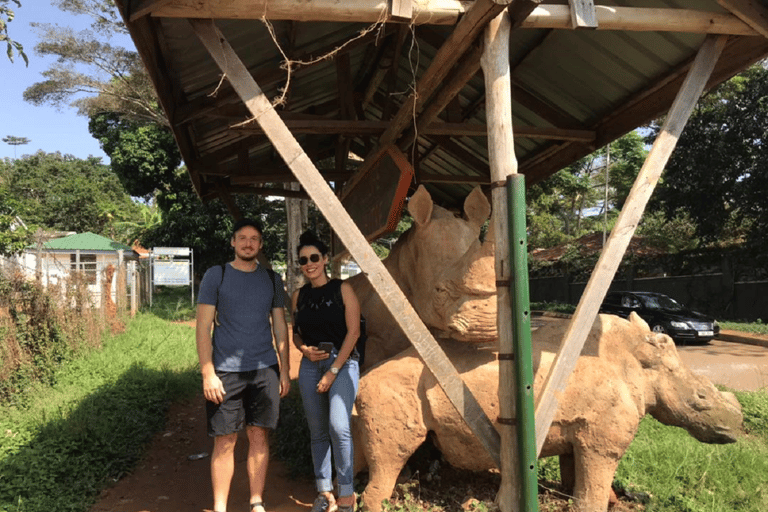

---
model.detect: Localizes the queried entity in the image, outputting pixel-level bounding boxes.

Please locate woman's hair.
[297,230,328,255]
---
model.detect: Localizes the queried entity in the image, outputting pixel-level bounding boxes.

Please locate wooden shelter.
[116,0,768,509]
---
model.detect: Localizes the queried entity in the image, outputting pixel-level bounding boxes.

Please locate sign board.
[152,247,191,256]
[153,261,191,285]
[149,247,195,307]
[341,145,414,242]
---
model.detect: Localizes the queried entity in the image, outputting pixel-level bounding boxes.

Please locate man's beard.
[236,249,258,262]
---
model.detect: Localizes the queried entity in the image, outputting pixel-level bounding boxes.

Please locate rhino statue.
[348,184,495,370]
[352,312,743,512]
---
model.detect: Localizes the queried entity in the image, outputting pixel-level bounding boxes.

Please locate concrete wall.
[530,273,768,322]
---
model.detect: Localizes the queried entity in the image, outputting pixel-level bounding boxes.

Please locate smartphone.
[317,342,335,354]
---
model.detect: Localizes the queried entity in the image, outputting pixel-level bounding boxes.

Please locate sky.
[0,1,133,162]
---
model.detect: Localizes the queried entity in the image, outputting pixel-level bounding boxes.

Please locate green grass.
[720,320,768,335]
[0,313,199,512]
[145,285,197,322]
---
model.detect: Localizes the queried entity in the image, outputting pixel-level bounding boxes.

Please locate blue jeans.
[298,352,359,497]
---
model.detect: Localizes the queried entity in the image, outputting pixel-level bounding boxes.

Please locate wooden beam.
[533,35,728,455]
[481,13,520,509]
[227,185,310,199]
[189,17,502,466]
[523,5,757,35]
[718,0,768,38]
[154,0,465,25]
[420,173,490,184]
[128,0,174,22]
[148,1,756,35]
[232,117,595,141]
[230,171,352,185]
[341,0,511,200]
[569,0,598,28]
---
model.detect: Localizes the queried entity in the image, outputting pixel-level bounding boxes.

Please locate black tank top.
[294,279,349,349]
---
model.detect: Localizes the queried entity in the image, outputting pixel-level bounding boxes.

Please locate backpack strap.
[216,263,227,309]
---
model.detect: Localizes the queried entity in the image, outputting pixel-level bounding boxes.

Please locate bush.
[0,270,104,406]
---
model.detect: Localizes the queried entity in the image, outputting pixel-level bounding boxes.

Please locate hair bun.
[298,230,328,255]
[299,230,321,245]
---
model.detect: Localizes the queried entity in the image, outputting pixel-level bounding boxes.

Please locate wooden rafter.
[718,0,768,38]
[534,34,729,454]
[188,17,503,465]
[128,0,174,22]
[233,118,595,141]
[341,0,516,199]
[527,5,755,34]
[153,0,465,24]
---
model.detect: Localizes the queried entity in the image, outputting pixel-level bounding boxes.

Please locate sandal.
[309,494,337,512]
[337,494,356,512]
[250,502,266,512]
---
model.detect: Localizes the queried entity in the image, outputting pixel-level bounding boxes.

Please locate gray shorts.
[206,365,280,437]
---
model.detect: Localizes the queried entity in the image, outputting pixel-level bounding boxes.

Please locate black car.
[599,291,719,343]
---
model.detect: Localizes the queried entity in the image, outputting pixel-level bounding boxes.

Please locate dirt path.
[91,321,313,512]
[91,397,316,512]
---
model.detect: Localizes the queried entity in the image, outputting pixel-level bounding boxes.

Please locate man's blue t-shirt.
[198,263,285,372]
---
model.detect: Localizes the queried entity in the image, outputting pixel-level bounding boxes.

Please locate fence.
[530,272,768,322]
[0,253,151,317]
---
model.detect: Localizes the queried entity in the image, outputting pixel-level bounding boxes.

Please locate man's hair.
[231,218,264,238]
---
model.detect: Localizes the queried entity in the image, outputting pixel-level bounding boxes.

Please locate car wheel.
[651,324,667,334]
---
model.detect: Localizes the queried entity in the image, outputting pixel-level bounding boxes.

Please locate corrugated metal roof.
[114,0,768,217]
[39,232,136,253]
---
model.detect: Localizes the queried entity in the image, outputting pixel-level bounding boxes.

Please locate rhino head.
[629,313,742,444]
[389,185,497,342]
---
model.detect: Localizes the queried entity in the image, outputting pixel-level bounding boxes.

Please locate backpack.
[297,279,367,366]
[214,263,278,326]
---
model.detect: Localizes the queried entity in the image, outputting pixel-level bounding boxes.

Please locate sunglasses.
[299,254,322,266]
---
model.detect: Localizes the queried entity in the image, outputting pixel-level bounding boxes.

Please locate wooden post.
[116,250,126,315]
[534,35,728,454]
[481,11,519,512]
[190,18,502,465]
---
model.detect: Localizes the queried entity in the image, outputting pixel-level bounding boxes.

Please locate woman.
[292,230,362,512]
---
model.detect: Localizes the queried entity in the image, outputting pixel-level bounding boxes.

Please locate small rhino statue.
[348,184,496,370]
[352,312,742,512]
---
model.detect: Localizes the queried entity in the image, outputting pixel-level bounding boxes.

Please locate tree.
[140,183,290,276]
[1,0,27,65]
[23,1,165,127]
[647,62,768,249]
[89,112,181,198]
[0,185,31,256]
[526,131,648,250]
[2,151,142,239]
[2,135,30,158]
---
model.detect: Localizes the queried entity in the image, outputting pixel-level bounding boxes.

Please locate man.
[196,218,290,512]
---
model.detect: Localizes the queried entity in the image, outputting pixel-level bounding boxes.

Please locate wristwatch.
[329,367,339,375]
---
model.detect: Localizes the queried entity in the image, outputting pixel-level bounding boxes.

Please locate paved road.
[677,338,768,392]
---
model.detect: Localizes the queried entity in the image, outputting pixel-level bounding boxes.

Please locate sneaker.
[310,494,337,512]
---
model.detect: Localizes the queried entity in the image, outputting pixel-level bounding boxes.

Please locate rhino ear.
[408,185,434,227]
[464,186,491,228]
[628,311,650,331]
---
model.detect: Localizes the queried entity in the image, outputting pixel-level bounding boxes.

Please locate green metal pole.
[507,174,538,511]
